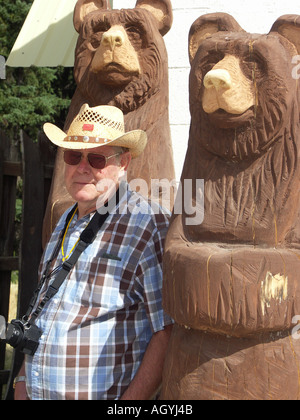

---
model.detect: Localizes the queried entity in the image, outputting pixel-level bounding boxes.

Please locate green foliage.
[0,0,32,57]
[0,0,76,139]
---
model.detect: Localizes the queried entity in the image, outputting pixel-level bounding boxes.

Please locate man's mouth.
[74,181,94,186]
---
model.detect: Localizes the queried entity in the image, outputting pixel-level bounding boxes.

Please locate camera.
[1,318,43,356]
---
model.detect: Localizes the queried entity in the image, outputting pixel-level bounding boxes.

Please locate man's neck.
[77,204,97,220]
[77,183,122,220]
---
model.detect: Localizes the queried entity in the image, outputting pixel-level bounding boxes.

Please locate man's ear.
[136,0,173,36]
[188,13,244,63]
[120,151,132,172]
[74,0,111,33]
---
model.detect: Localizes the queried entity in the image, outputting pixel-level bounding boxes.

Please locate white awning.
[7,0,78,67]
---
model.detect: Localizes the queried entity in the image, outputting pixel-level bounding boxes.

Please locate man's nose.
[76,156,91,172]
[101,28,125,50]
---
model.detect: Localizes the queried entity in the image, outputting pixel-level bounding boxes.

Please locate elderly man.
[14,104,173,400]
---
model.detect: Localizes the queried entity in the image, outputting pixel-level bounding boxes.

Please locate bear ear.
[270,15,300,54]
[189,13,244,63]
[136,0,173,36]
[74,0,111,33]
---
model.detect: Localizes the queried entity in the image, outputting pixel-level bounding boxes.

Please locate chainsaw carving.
[161,13,300,400]
[43,0,174,245]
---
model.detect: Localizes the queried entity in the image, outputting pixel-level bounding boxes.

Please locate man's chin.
[96,180,120,210]
[72,190,98,206]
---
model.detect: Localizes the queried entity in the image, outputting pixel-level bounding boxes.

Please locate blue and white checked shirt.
[25,184,173,400]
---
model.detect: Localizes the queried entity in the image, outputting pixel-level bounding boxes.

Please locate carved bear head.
[72,0,173,113]
[188,13,300,162]
[177,14,300,246]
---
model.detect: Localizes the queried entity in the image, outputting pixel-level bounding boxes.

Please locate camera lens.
[6,321,24,348]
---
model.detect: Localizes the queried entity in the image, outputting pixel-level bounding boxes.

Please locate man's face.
[64,145,131,213]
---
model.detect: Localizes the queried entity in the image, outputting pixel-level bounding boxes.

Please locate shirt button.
[34,371,39,377]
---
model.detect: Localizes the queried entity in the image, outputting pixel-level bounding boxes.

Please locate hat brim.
[43,123,147,159]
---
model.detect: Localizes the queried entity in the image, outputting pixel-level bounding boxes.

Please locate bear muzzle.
[202,54,256,116]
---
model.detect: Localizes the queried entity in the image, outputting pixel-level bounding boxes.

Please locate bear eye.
[200,53,225,76]
[86,19,111,50]
[242,54,265,80]
[125,24,144,43]
[89,33,104,50]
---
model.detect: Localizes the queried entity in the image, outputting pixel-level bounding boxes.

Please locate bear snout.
[202,54,256,116]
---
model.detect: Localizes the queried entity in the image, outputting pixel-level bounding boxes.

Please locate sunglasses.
[63,150,121,170]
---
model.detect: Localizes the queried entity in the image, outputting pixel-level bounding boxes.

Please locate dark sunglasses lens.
[64,151,82,165]
[88,154,106,169]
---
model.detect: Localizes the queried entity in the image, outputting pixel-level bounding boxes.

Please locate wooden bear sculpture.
[43,0,174,245]
[161,13,300,400]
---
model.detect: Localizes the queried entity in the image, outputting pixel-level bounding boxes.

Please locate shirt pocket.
[80,256,125,310]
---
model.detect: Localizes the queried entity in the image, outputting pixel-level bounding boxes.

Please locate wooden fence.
[0,129,55,400]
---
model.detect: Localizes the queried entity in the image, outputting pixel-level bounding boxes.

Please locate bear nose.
[101,29,125,49]
[203,69,232,90]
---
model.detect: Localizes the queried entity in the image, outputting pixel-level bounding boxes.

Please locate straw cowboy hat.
[43,104,147,159]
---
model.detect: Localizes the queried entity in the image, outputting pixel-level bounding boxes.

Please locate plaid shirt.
[25,183,173,400]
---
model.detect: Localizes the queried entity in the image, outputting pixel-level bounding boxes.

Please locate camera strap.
[25,186,121,326]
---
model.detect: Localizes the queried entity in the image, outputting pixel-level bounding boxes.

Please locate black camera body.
[5,319,43,356]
